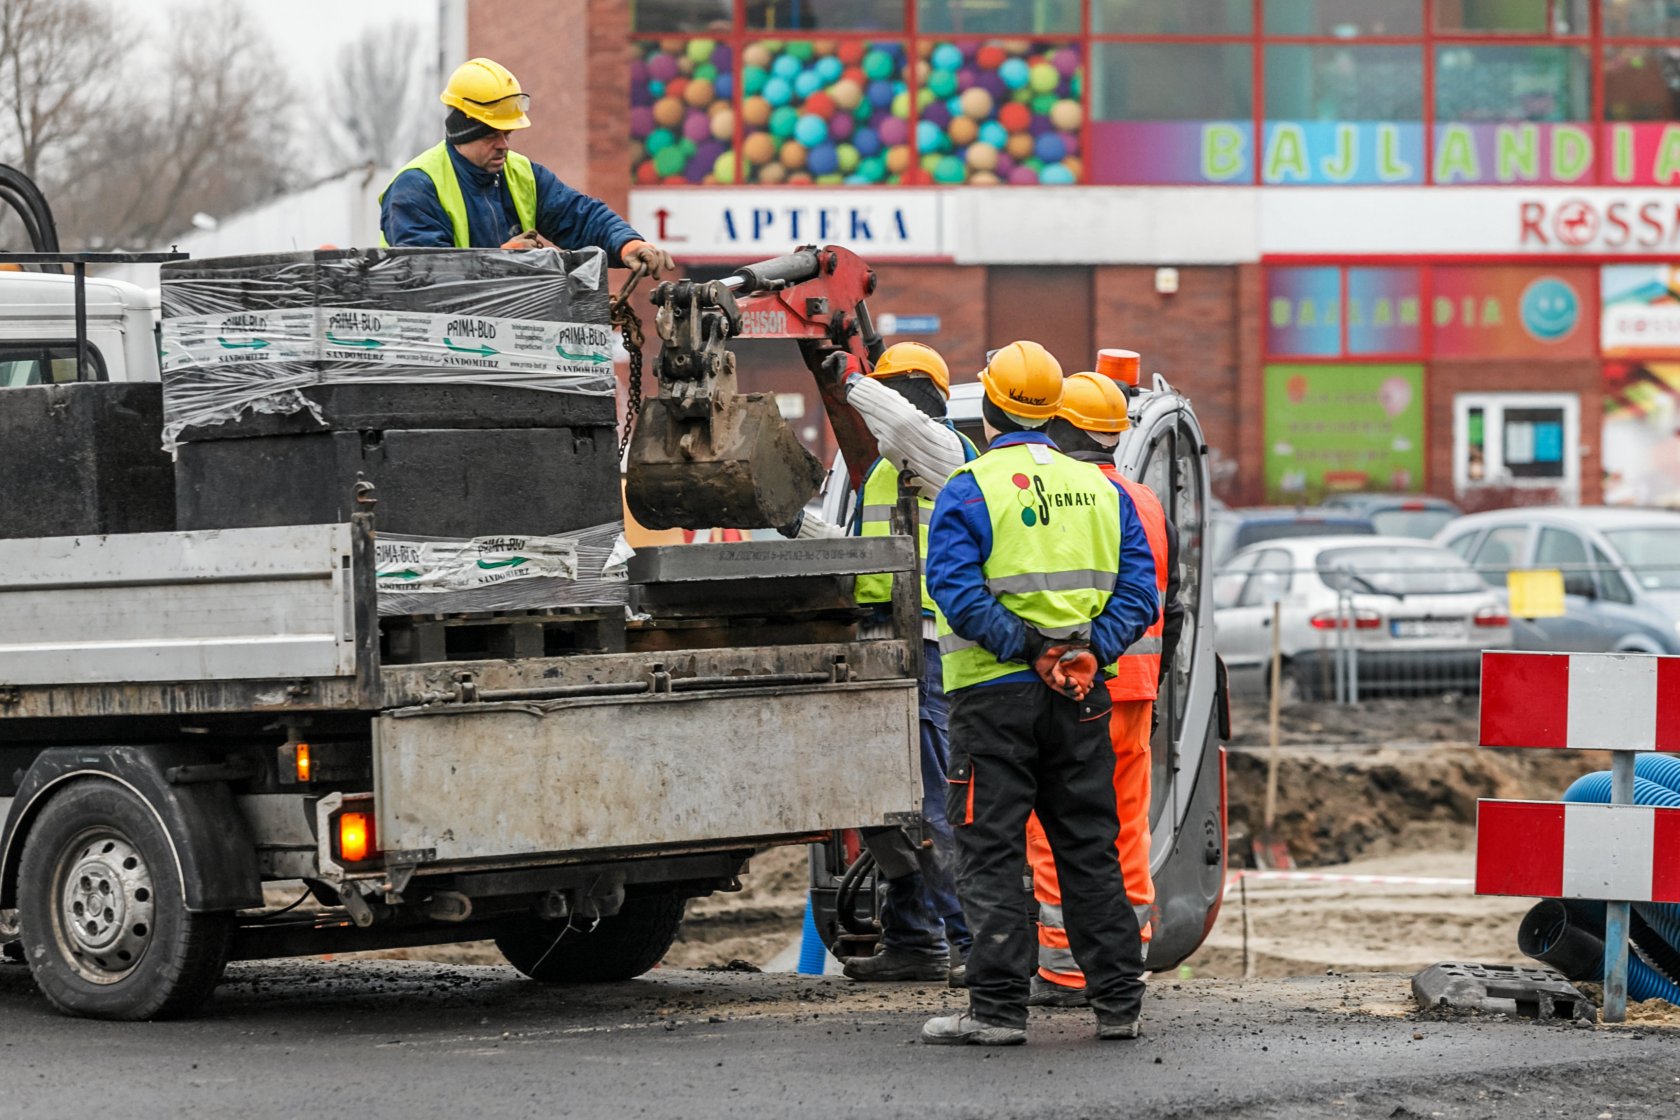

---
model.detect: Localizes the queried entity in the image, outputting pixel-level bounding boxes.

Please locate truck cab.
[0,270,159,386]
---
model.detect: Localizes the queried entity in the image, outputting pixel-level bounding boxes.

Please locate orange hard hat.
[981,340,1062,419]
[1096,348,1140,386]
[1057,372,1131,433]
[870,341,950,397]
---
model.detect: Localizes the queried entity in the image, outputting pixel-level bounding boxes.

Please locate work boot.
[842,947,949,982]
[1026,975,1090,1008]
[921,1012,1027,1046]
[1096,1018,1141,1041]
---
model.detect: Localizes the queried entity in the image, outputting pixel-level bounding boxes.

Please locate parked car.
[1214,535,1511,699]
[1435,507,1680,654]
[1207,506,1376,570]
[1321,493,1462,540]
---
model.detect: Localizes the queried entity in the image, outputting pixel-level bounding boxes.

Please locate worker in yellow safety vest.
[780,342,977,984]
[1025,368,1183,1008]
[380,57,672,272]
[919,341,1159,1047]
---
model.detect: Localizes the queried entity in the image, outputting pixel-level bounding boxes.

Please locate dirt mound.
[1226,724,1610,867]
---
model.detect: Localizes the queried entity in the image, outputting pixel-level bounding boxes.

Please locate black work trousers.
[946,679,1145,1030]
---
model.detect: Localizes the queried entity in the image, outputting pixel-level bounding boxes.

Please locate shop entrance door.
[985,267,1093,373]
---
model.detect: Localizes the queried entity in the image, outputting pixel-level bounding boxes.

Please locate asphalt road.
[1,959,1676,1120]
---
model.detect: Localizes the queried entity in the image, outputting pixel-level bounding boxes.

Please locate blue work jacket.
[380,143,641,259]
[926,430,1159,687]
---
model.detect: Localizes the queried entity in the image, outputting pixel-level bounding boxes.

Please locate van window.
[1537,528,1594,598]
[0,341,106,386]
[1592,544,1635,605]
[1469,525,1528,584]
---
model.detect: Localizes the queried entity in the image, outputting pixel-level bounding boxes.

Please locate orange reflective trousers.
[1025,692,1153,988]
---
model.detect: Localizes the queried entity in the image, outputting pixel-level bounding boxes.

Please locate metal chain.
[612,264,648,458]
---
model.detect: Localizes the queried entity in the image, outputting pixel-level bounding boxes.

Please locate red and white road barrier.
[1477,800,1680,904]
[1480,650,1680,751]
[1474,650,1680,1023]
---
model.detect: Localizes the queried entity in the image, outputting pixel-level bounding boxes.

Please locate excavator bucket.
[619,249,882,531]
[624,387,823,530]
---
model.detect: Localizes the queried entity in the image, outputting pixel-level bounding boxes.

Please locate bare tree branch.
[325,21,437,171]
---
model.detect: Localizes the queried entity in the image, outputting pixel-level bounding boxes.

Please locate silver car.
[1435,507,1680,654]
[1214,535,1512,699]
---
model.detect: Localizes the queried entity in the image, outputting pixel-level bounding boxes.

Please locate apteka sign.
[628,190,944,260]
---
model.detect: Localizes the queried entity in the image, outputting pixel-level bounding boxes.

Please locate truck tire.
[16,779,231,1020]
[496,891,685,983]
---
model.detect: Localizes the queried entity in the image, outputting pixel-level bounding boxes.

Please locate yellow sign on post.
[1508,569,1566,619]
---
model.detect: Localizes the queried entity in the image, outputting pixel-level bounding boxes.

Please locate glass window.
[1434,0,1549,33]
[1240,549,1295,606]
[1443,530,1481,560]
[1369,507,1457,538]
[1318,547,1486,595]
[1592,544,1636,604]
[632,0,732,32]
[1266,267,1341,356]
[1605,528,1680,589]
[1263,0,1423,36]
[1503,407,1569,478]
[1604,46,1680,121]
[0,342,103,386]
[1095,0,1252,33]
[748,0,905,31]
[1537,527,1594,596]
[1092,43,1254,121]
[918,0,1079,34]
[1555,0,1592,33]
[1434,46,1591,122]
[1347,268,1423,355]
[1470,525,1530,583]
[1603,0,1680,36]
[1214,548,1259,607]
[1266,45,1423,120]
[738,40,909,184]
[631,39,735,185]
[915,41,1083,185]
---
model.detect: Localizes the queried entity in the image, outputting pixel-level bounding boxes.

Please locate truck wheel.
[496,891,685,983]
[16,780,230,1020]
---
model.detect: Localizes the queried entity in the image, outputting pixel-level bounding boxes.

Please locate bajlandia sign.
[1091,121,1680,186]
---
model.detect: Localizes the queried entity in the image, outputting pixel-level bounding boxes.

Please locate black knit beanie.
[1045,417,1111,457]
[446,107,497,145]
[983,396,1035,435]
[882,374,947,420]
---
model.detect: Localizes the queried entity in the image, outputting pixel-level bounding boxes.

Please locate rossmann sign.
[1518,197,1680,252]
[1264,189,1680,258]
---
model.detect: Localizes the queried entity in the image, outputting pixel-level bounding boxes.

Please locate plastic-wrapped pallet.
[159,247,616,444]
[162,247,623,551]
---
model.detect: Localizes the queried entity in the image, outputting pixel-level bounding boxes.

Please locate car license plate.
[1390,619,1465,640]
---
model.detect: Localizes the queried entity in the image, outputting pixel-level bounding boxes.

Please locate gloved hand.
[817,349,865,391]
[619,239,675,276]
[1024,630,1099,701]
[776,511,804,539]
[500,229,555,250]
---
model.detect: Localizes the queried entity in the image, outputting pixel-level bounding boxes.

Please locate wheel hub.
[55,832,154,982]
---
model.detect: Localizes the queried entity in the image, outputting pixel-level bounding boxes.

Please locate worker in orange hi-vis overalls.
[1024,358,1182,1007]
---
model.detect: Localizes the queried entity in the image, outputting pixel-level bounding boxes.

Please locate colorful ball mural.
[631,37,1079,186]
[915,41,1082,186]
[736,40,910,184]
[632,39,737,184]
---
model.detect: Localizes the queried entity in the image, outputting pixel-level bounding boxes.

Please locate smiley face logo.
[1520,277,1579,342]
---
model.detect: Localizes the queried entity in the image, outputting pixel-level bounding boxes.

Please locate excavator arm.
[624,245,886,530]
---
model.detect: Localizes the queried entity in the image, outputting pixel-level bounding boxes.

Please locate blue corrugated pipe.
[797,892,828,975]
[1561,760,1680,1003]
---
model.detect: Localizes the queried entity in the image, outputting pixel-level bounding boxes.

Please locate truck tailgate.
[373,679,919,862]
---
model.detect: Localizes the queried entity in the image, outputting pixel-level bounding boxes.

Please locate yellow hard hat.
[1057,372,1132,433]
[870,342,950,397]
[441,58,532,131]
[981,340,1062,419]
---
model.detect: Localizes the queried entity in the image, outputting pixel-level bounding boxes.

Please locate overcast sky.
[137,0,435,88]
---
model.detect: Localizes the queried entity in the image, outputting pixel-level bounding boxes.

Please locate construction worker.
[381,58,673,273]
[1025,369,1184,1007]
[782,342,977,982]
[920,341,1159,1046]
